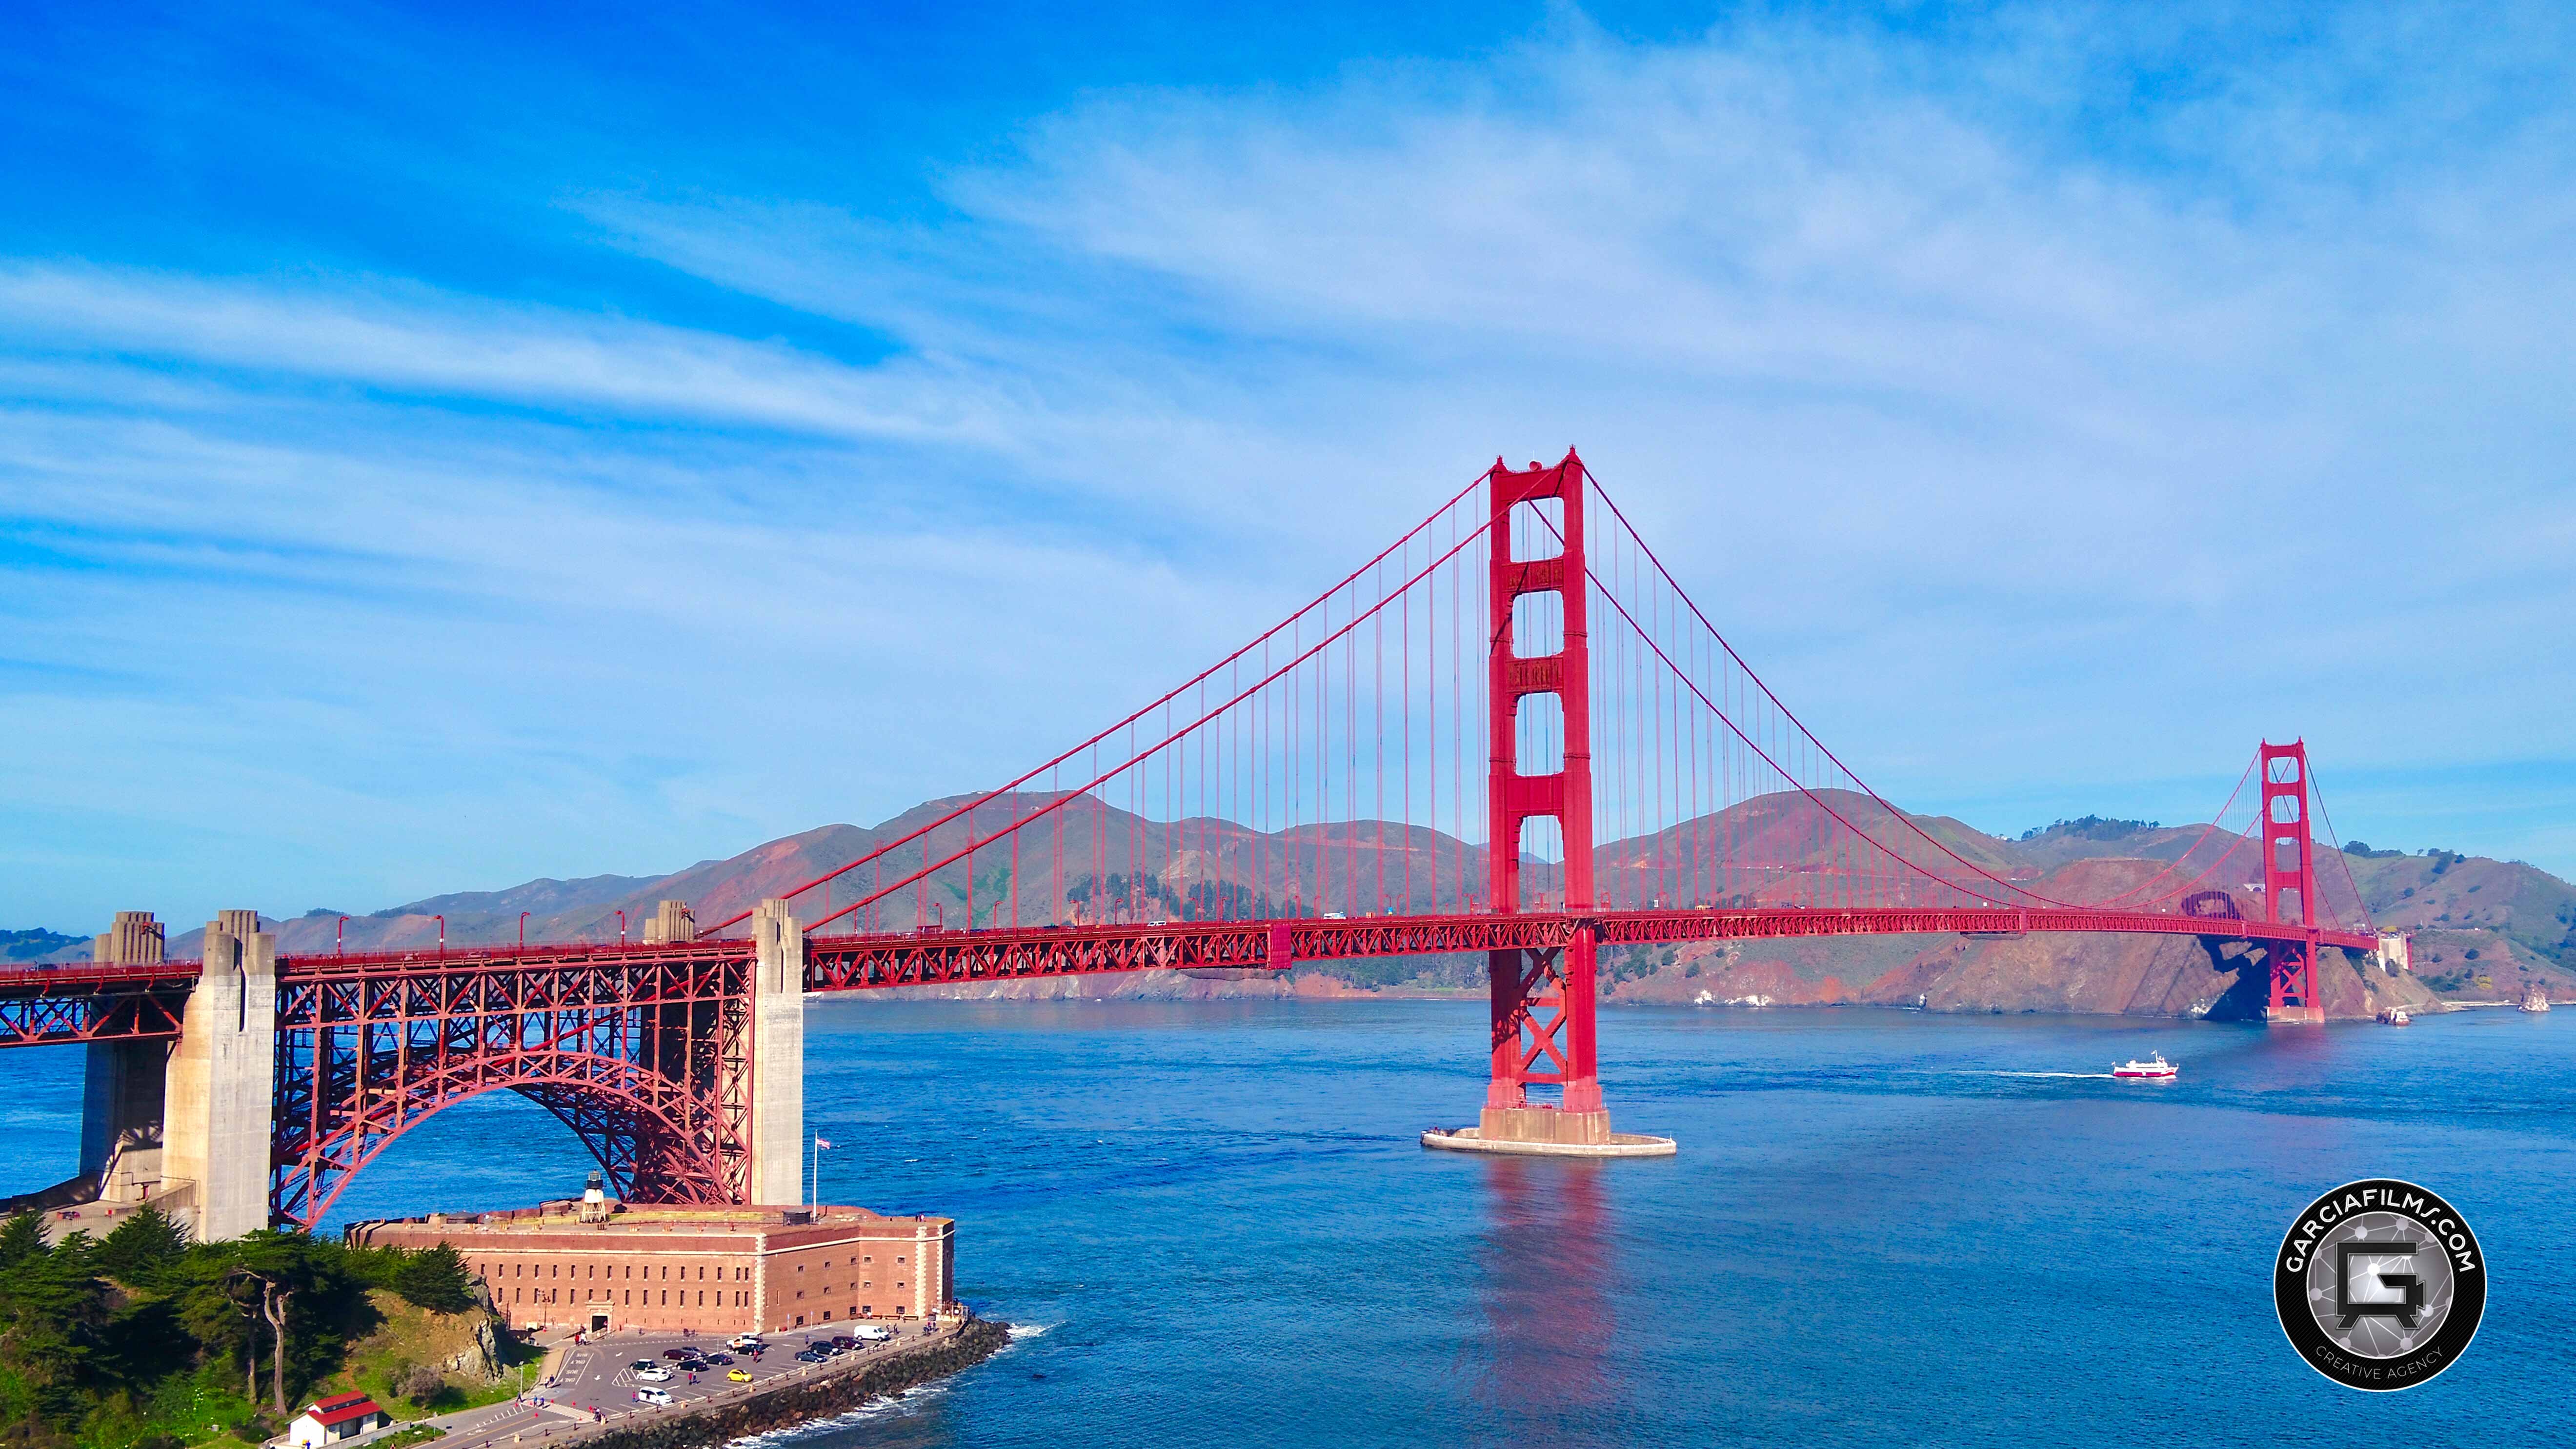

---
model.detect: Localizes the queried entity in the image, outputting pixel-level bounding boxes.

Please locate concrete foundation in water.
[1421,1106,1677,1158]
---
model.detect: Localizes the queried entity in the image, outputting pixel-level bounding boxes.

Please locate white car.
[727,1334,764,1351]
[634,1366,672,1383]
[635,1388,673,1406]
[849,1325,895,1343]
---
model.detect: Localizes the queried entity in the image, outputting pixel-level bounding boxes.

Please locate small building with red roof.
[286,1390,389,1449]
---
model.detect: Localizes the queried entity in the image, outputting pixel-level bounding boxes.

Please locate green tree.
[173,1243,269,1408]
[224,1232,319,1415]
[0,1210,45,1272]
[0,1230,109,1422]
[95,1205,189,1287]
[391,1245,474,1314]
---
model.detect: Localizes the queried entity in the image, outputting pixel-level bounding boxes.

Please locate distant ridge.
[21,796,2573,1016]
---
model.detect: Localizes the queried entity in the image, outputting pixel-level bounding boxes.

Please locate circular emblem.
[2274,1178,2484,1390]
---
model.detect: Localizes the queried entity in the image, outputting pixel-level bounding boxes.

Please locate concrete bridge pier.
[80,912,172,1202]
[161,910,277,1240]
[747,898,805,1206]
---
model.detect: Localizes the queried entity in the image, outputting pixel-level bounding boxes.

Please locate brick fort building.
[349,1181,957,1335]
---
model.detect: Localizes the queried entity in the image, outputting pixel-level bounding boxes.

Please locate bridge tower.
[1476,450,1617,1146]
[2259,740,2325,1024]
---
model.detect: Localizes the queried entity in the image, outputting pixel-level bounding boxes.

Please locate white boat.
[2113,1053,2178,1080]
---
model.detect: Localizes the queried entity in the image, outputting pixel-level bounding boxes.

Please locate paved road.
[434,1326,946,1449]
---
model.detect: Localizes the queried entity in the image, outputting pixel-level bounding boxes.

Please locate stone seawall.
[528,1320,1010,1449]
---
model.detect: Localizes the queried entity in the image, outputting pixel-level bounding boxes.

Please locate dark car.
[702,1353,733,1366]
[794,1348,829,1363]
[661,1349,693,1361]
[828,1336,857,1350]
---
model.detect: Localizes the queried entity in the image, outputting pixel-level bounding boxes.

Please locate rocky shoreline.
[507,1319,1011,1449]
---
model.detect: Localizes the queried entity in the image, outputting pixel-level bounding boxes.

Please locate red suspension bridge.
[1,451,2381,1227]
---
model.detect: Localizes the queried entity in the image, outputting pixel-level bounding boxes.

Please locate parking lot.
[529,1325,937,1423]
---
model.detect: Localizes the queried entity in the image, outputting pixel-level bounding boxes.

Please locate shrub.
[399,1364,446,1406]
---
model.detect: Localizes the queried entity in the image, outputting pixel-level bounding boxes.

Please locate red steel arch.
[268,947,752,1228]
[275,1057,741,1228]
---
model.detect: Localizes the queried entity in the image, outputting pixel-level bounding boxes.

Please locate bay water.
[4,1000,2567,1447]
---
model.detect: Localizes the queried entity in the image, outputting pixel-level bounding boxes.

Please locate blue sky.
[4,1,2572,931]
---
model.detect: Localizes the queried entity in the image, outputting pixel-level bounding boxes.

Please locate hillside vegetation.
[3,930,85,965]
[0,1208,511,1449]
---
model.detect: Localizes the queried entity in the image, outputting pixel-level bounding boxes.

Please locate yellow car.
[726,1368,752,1383]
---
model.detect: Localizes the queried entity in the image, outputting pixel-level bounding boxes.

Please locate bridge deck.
[0,906,2374,1045]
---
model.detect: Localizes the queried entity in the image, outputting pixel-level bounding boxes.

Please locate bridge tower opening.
[2259,740,2325,1025]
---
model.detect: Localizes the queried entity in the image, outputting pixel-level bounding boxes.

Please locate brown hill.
[47,791,2574,1017]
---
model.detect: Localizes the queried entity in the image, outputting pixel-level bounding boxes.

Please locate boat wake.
[1991,1071,2118,1080]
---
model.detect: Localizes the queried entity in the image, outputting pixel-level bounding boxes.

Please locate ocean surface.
[5,1000,2570,1448]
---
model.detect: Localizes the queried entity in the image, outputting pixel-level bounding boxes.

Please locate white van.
[850,1324,895,1343]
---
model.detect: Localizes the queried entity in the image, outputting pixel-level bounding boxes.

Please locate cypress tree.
[392,1244,475,1314]
[96,1203,190,1285]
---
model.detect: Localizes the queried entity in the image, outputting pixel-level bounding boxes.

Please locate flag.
[815,1138,834,1149]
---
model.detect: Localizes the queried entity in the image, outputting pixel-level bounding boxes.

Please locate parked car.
[635,1388,673,1406]
[828,1335,857,1350]
[726,1368,752,1383]
[850,1325,894,1343]
[702,1352,733,1365]
[661,1348,694,1361]
[727,1335,764,1351]
[634,1366,672,1383]
[794,1348,829,1363]
[627,1360,656,1372]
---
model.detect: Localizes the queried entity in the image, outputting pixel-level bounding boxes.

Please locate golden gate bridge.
[0,450,2380,1232]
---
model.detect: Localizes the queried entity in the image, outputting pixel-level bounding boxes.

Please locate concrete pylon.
[82,913,172,1194]
[747,899,805,1207]
[641,900,697,945]
[161,910,278,1239]
[93,909,166,966]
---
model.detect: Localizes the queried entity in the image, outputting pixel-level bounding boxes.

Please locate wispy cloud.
[0,264,1026,448]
